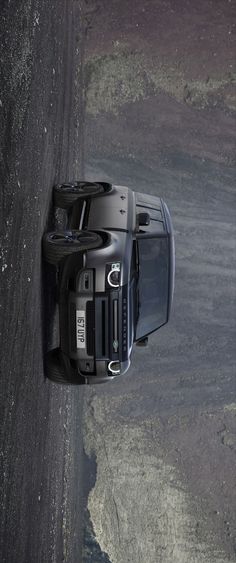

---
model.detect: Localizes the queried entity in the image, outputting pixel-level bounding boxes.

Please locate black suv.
[43,181,175,384]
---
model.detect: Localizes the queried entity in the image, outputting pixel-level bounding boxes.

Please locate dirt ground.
[0,2,85,561]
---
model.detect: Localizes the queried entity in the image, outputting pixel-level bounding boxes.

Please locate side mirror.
[136,337,148,347]
[137,212,150,227]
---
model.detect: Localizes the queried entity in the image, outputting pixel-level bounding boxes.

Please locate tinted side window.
[136,236,169,339]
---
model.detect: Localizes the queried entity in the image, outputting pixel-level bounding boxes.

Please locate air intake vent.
[101,300,106,356]
[86,301,95,356]
[95,297,108,359]
[70,302,77,352]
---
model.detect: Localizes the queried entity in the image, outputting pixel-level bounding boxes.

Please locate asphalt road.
[0,2,86,562]
[82,2,236,409]
[81,1,236,561]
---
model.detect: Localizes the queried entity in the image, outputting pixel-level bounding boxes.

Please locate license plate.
[76,310,86,348]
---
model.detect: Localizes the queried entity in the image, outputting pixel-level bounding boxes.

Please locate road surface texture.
[81,1,236,563]
[0,2,86,562]
[0,1,235,563]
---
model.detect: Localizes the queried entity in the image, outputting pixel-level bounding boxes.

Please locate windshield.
[135,236,169,340]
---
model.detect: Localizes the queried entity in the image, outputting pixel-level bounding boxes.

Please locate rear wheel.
[45,348,85,385]
[53,181,111,209]
[43,229,102,266]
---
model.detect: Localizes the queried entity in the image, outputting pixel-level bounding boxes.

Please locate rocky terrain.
[81,1,236,561]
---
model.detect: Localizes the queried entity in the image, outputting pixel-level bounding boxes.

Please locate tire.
[53,181,111,209]
[45,348,85,385]
[43,229,102,266]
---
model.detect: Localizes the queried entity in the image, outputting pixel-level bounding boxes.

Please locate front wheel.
[45,348,85,385]
[53,181,111,209]
[42,229,102,266]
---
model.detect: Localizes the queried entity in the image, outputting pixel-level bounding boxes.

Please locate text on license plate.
[76,310,86,348]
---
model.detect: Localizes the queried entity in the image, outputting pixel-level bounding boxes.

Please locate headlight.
[107,262,121,288]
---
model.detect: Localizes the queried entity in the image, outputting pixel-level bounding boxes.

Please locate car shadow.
[40,201,59,365]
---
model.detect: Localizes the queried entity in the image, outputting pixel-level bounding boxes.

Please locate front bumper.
[59,266,131,381]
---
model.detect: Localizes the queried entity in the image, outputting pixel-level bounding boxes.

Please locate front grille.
[86,301,95,356]
[70,302,77,352]
[95,297,109,359]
